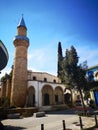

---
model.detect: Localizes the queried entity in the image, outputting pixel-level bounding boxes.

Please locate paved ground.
[1,109,98,130]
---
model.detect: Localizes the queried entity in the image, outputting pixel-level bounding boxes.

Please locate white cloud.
[28,41,57,75]
[28,48,47,68]
[77,45,98,67]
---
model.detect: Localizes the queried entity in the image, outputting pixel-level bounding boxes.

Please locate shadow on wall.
[4,125,26,130]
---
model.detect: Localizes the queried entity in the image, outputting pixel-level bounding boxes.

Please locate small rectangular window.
[53,79,56,83]
[33,76,36,80]
[44,78,47,82]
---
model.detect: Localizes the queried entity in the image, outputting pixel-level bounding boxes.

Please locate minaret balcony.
[14,35,29,43]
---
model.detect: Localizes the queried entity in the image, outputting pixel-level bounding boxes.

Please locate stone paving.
[1,110,98,130]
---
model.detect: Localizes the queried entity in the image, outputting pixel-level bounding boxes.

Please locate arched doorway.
[27,86,35,107]
[44,93,50,105]
[42,85,53,106]
[64,88,72,105]
[54,86,63,104]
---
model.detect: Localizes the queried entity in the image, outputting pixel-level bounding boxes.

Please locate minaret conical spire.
[17,15,27,29]
[15,15,29,39]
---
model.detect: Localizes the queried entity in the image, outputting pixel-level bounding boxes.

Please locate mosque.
[0,17,98,109]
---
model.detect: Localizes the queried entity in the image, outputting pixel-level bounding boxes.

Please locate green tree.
[63,46,79,86]
[1,73,9,82]
[75,66,87,110]
[63,46,87,112]
[57,42,63,80]
[87,81,98,91]
[1,69,12,82]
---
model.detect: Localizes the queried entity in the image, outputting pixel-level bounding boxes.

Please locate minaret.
[11,16,29,107]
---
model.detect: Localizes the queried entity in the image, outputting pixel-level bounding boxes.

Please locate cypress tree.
[57,42,63,79]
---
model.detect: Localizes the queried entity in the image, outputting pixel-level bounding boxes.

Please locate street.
[1,109,97,130]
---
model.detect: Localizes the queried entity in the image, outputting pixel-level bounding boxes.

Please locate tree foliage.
[62,45,87,90]
[87,81,98,91]
[57,42,63,79]
[57,44,87,90]
[57,44,87,110]
[1,70,12,82]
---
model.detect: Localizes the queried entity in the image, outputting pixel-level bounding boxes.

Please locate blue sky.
[0,0,98,78]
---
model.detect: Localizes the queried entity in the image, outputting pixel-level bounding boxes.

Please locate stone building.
[0,17,80,108]
[27,71,74,108]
